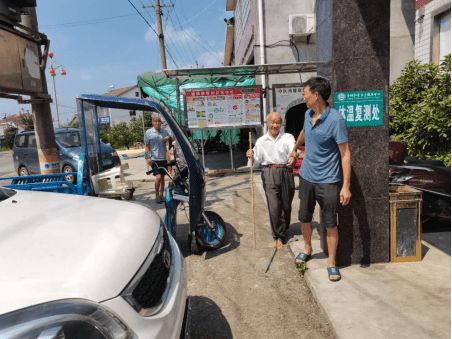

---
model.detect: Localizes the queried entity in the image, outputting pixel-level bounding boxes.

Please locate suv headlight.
[0,299,136,339]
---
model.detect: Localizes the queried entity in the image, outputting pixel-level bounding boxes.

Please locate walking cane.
[249,132,256,249]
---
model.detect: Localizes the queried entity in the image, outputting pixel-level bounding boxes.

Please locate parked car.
[12,128,121,182]
[0,187,187,338]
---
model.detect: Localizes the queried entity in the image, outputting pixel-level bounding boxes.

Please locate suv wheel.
[18,166,29,176]
[62,165,76,184]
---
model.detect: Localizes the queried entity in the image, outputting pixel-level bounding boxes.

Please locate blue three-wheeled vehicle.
[78,95,227,251]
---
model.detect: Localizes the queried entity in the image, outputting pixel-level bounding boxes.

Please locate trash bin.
[389,184,422,262]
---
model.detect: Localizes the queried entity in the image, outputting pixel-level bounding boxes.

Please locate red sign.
[416,0,432,9]
[185,87,261,97]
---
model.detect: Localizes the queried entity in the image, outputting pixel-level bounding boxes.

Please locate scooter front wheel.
[195,211,227,250]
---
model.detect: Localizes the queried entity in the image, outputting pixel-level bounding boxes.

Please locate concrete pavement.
[121,149,450,339]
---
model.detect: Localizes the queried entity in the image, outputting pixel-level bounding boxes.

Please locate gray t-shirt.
[144,127,170,161]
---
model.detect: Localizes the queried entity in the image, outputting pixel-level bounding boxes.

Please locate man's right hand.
[246,149,254,158]
[287,156,296,167]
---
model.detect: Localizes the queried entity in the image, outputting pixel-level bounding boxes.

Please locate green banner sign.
[334,90,384,127]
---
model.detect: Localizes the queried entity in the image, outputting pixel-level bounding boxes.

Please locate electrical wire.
[126,0,159,36]
[41,13,139,29]
[171,4,200,64]
[166,7,197,65]
[125,0,179,68]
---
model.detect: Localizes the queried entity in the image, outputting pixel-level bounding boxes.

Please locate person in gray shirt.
[144,115,171,203]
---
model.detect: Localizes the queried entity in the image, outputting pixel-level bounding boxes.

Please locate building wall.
[107,87,144,127]
[415,0,451,63]
[234,0,255,65]
[390,0,416,83]
[252,0,317,120]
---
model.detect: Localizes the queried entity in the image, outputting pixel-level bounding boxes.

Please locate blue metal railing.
[0,154,89,195]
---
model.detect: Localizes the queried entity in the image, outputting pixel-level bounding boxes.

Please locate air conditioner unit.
[289,14,316,37]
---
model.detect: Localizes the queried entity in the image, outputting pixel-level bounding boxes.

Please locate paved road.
[0,151,14,177]
[128,158,335,339]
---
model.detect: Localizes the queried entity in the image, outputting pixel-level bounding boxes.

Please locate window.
[438,11,450,61]
[28,134,37,148]
[15,135,26,147]
[432,10,451,63]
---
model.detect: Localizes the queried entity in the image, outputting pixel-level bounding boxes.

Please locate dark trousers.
[261,167,295,241]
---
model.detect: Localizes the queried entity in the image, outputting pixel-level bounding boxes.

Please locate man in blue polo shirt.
[289,77,351,282]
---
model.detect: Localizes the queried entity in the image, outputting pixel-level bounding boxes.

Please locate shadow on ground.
[186,296,233,339]
[422,218,450,255]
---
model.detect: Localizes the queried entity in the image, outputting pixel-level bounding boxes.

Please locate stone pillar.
[323,0,391,265]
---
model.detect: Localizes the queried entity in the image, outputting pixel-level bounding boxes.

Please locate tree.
[390,54,451,166]
[109,122,134,149]
[20,113,34,131]
[4,126,18,149]
[130,116,145,144]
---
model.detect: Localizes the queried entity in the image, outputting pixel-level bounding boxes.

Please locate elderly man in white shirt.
[246,112,297,250]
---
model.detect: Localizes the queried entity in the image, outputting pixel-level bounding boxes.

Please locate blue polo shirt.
[300,106,348,184]
[144,127,171,161]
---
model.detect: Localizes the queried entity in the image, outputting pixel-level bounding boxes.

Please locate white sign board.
[184,87,262,129]
[272,84,304,126]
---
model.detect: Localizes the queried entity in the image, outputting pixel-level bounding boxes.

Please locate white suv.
[0,187,187,338]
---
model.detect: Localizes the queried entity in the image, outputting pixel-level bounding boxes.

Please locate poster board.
[272,83,304,126]
[183,86,263,129]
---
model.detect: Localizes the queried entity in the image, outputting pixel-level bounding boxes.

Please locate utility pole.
[21,7,60,174]
[155,0,167,69]
[143,0,173,69]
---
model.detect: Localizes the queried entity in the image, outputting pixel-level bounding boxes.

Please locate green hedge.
[389,54,450,166]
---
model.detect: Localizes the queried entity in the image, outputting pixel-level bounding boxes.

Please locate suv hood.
[0,190,160,315]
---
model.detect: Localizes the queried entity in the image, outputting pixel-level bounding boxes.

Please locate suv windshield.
[56,132,81,148]
[0,188,16,201]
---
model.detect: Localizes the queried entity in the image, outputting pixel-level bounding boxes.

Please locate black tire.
[123,188,135,200]
[62,164,76,184]
[195,211,227,250]
[18,166,29,176]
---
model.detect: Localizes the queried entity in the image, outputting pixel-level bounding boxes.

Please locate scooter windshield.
[76,95,205,231]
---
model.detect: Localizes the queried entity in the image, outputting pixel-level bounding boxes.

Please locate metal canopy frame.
[143,61,326,170]
[162,61,325,78]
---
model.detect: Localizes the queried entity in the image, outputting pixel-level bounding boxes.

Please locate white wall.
[107,87,144,126]
[390,0,415,83]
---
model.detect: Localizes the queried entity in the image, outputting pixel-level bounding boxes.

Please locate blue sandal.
[295,252,312,264]
[327,267,341,282]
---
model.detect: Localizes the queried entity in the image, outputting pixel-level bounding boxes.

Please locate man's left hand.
[340,186,351,206]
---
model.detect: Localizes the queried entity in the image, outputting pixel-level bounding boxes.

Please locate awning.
[160,62,325,79]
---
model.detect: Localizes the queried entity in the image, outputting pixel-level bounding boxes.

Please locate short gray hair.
[266,112,282,123]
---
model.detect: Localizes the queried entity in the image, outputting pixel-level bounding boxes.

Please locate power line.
[167,4,197,64]
[126,0,159,36]
[165,10,194,65]
[41,13,139,29]
[171,1,220,58]
[125,0,179,68]
[176,0,218,26]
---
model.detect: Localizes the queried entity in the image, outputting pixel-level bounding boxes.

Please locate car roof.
[16,128,79,136]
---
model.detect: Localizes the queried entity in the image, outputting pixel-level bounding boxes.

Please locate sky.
[1,0,229,125]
